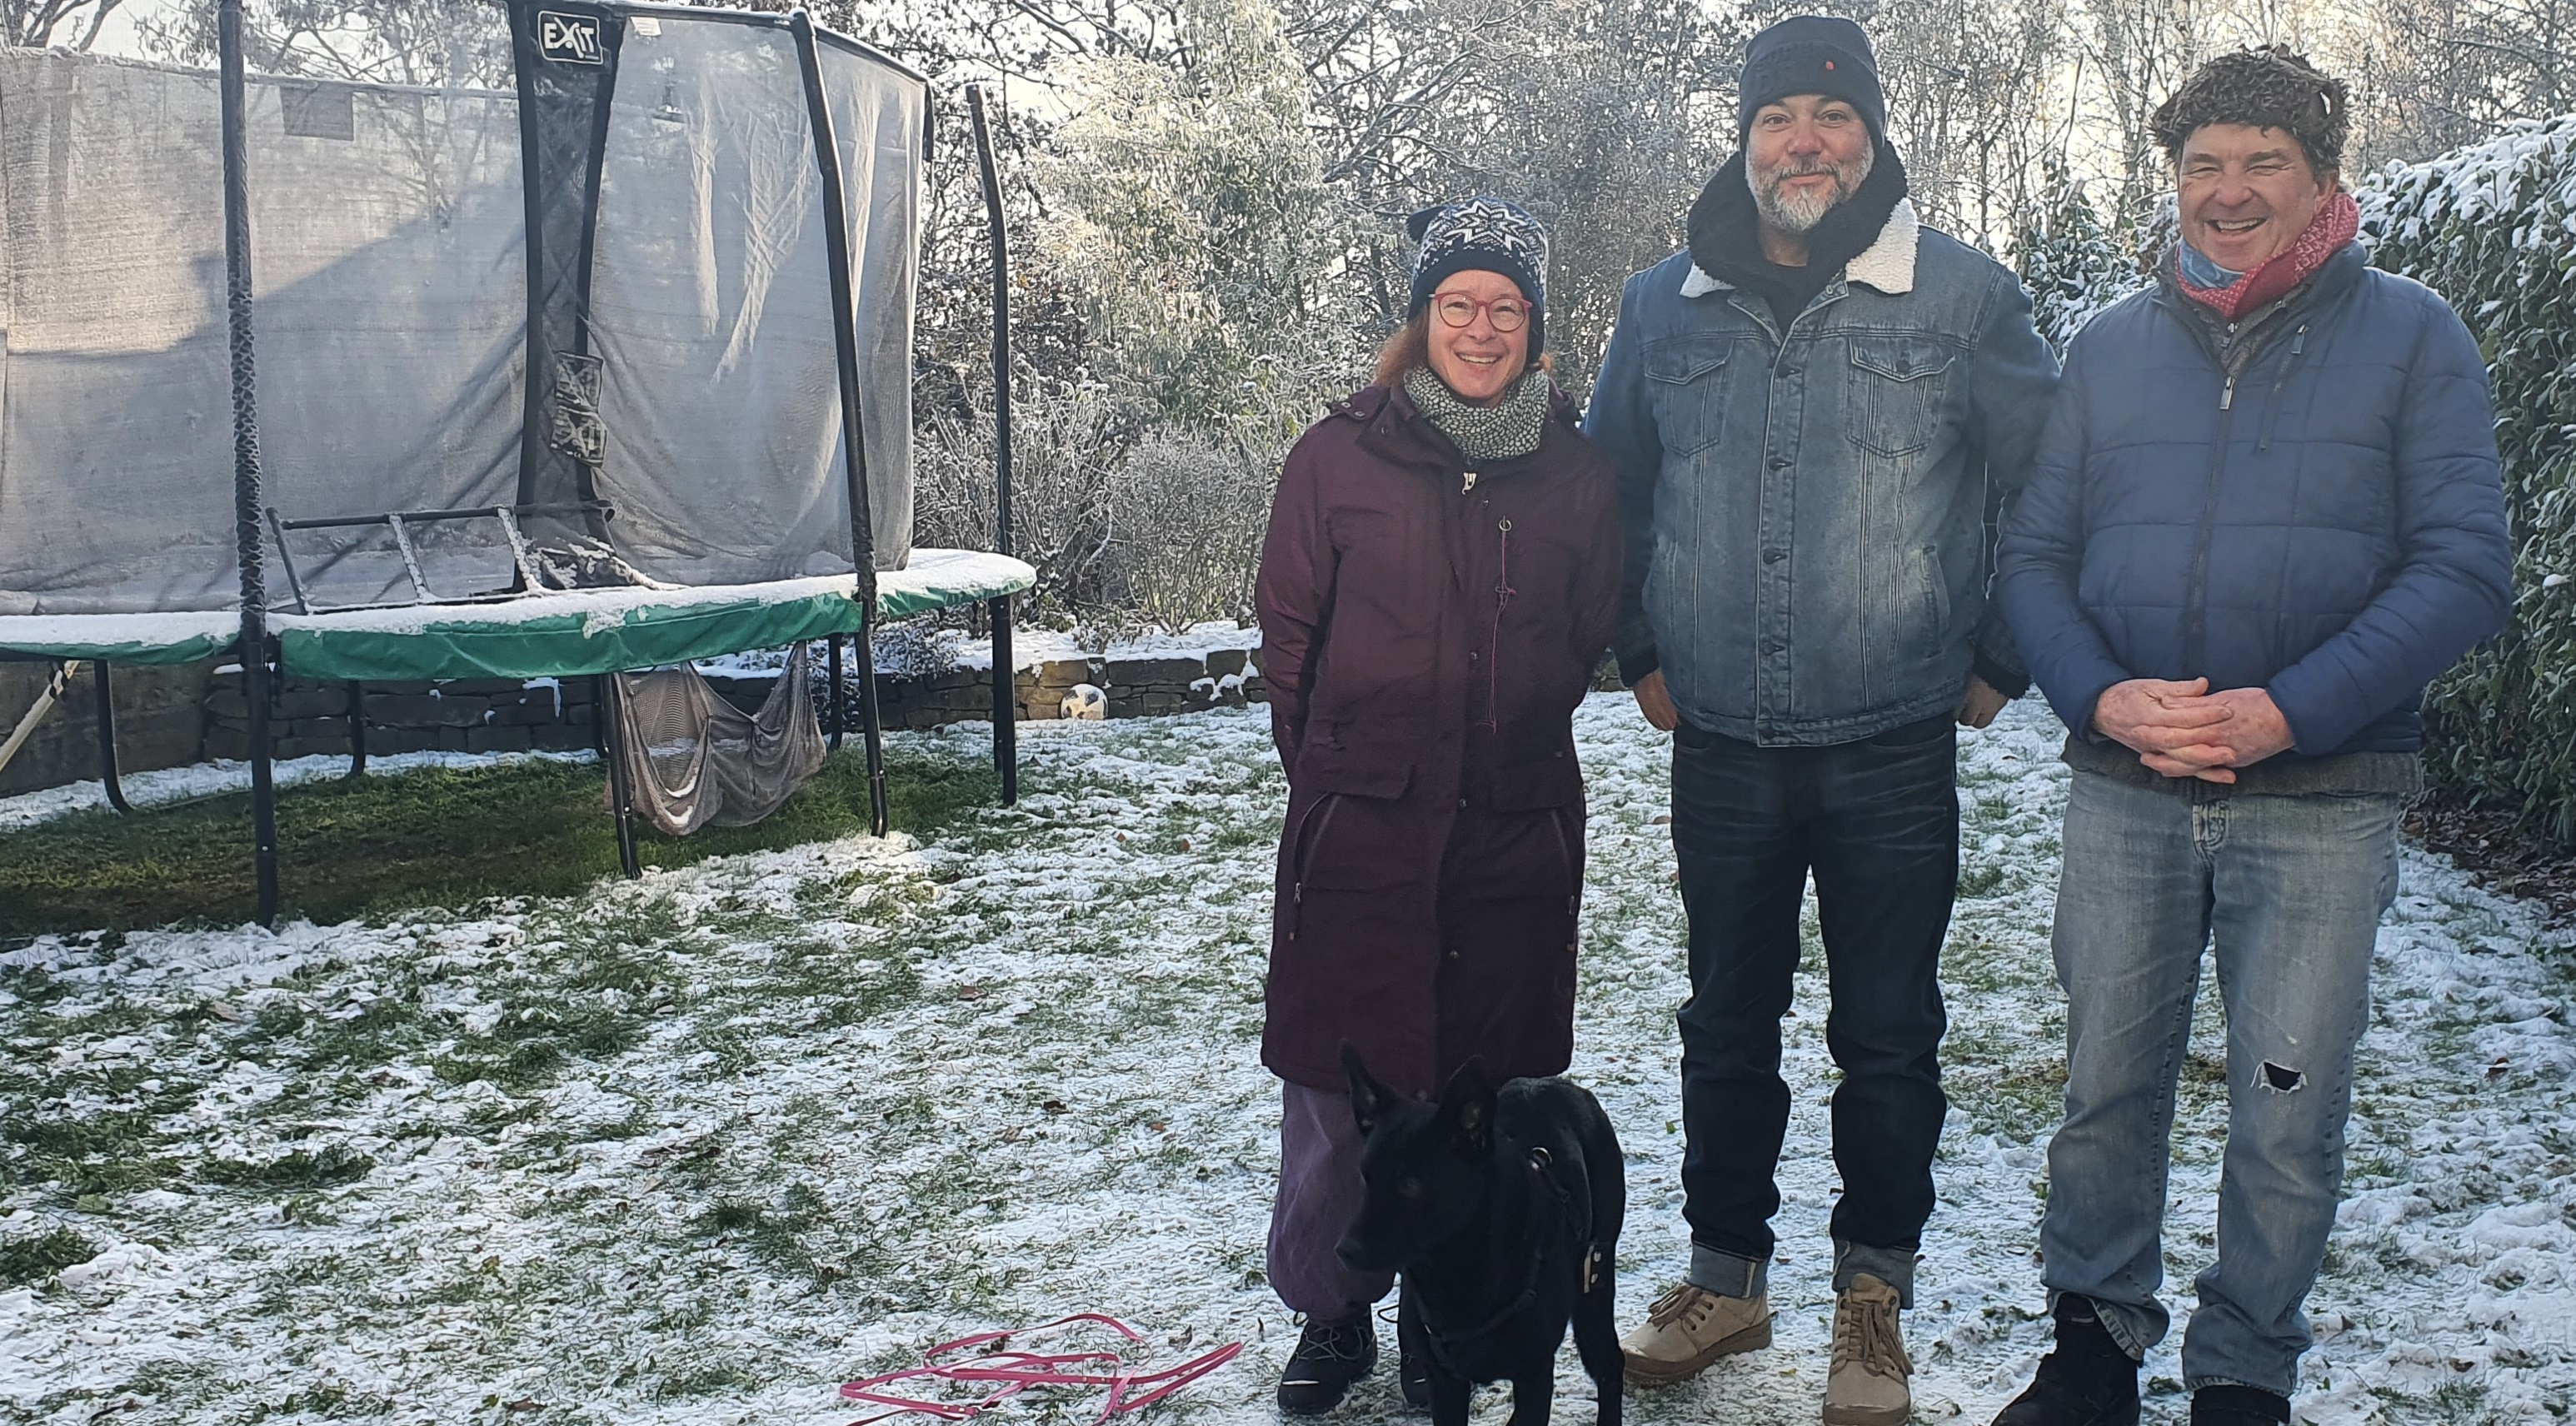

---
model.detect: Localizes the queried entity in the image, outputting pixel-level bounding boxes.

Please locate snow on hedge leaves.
[2364,115,2576,845]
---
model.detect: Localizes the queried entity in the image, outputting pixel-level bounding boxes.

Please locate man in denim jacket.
[1584,17,2058,1424]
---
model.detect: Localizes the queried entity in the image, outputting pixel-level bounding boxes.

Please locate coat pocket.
[1645,335,1733,456]
[1290,744,1417,894]
[1845,336,1957,460]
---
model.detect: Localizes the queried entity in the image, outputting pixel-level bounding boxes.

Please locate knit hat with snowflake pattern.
[1406,195,1550,356]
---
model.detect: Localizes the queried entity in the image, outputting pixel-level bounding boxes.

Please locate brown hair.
[1372,313,1554,390]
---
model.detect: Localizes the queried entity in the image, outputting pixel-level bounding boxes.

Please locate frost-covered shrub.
[2012,173,2148,353]
[911,390,1279,633]
[1099,432,1276,632]
[911,386,1141,625]
[2362,116,2576,844]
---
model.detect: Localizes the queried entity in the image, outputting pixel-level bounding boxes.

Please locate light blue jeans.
[2039,771,2400,1396]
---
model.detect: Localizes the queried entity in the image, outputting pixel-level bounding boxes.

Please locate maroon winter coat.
[1256,379,1623,1100]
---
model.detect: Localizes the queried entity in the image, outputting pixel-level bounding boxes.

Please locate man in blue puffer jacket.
[1991,47,2511,1426]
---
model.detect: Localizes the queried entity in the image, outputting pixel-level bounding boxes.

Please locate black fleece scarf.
[1686,139,1909,329]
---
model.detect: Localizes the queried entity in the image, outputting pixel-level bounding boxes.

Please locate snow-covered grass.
[1,698,2570,1425]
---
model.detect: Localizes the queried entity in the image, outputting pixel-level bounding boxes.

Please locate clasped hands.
[2091,678,2295,783]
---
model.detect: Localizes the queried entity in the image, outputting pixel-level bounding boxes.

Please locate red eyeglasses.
[1431,292,1531,332]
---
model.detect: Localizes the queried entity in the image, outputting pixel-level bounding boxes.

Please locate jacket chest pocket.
[1645,336,1732,456]
[1845,337,1956,461]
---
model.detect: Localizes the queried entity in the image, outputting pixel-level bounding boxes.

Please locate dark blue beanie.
[1738,16,1885,142]
[1405,196,1550,356]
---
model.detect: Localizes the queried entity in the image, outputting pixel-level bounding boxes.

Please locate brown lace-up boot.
[1618,1280,1773,1385]
[1823,1273,1912,1426]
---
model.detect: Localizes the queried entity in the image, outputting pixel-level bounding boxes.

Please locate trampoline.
[0,0,1034,920]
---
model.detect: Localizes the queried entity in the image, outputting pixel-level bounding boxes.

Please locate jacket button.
[1466,650,1479,661]
[1781,366,1801,376]
[1446,949,1460,960]
[1768,456,1790,470]
[1457,797,1470,809]
[1762,641,1785,655]
[1764,548,1785,564]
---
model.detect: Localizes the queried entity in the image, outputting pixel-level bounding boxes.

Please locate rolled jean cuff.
[1689,1242,1768,1299]
[1833,1239,1917,1309]
[2047,1289,2157,1361]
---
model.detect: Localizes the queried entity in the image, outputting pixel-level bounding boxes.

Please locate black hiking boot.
[1990,1296,2142,1426]
[2191,1386,2291,1426]
[1276,1316,1377,1415]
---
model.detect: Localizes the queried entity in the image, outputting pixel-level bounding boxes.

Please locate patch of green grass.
[0,1224,97,1286]
[649,1362,760,1403]
[2,1100,193,1199]
[688,1180,848,1288]
[0,745,1001,940]
[198,1144,377,1191]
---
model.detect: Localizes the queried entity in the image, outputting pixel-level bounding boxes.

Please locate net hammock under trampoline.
[615,641,826,836]
[0,1,1037,920]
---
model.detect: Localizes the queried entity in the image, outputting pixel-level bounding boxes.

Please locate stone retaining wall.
[205,673,601,761]
[0,661,217,796]
[866,648,1267,729]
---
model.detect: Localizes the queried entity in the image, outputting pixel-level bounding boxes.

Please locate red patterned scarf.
[2175,191,2359,321]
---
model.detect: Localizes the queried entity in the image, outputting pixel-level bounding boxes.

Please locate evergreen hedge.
[2364,117,2576,845]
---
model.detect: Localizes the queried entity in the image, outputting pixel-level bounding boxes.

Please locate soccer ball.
[1061,684,1107,720]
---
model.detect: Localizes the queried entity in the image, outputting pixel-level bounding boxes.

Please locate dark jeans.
[1670,714,1957,1304]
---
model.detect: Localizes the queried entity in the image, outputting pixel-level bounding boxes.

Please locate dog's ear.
[1344,1044,1392,1134]
[1439,1057,1496,1153]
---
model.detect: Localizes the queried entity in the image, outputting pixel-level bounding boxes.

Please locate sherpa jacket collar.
[1681,197,1920,298]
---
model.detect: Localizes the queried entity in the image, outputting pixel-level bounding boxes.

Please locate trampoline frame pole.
[791,9,887,838]
[969,83,1017,805]
[597,672,641,878]
[826,634,846,750]
[92,661,130,815]
[344,681,368,779]
[220,0,282,927]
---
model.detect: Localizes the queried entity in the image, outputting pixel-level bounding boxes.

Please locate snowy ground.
[2,696,2571,1426]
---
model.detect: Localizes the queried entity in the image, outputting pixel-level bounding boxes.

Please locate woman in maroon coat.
[1256,197,1623,1414]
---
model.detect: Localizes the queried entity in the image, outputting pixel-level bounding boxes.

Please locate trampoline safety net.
[0,1,922,620]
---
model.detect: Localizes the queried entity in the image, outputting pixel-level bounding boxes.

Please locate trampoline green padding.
[0,551,1034,679]
[0,613,243,667]
[275,551,1033,682]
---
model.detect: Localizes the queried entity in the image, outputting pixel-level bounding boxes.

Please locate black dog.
[1337,1047,1625,1426]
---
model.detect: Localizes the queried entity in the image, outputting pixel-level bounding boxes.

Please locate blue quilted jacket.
[1995,243,2511,761]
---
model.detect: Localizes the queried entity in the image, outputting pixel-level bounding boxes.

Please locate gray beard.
[1749,144,1875,236]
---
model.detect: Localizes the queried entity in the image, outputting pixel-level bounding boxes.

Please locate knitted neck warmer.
[2175,191,2359,321]
[1403,366,1550,464]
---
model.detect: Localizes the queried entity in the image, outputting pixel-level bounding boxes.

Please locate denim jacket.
[1585,202,2060,745]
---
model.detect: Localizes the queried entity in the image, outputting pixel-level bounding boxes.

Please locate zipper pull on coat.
[2221,376,2236,411]
[1462,469,1480,493]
